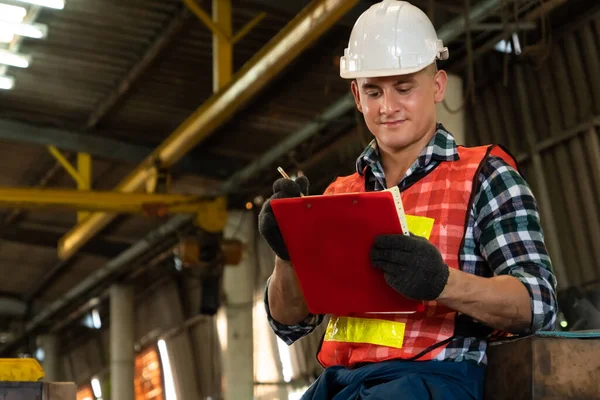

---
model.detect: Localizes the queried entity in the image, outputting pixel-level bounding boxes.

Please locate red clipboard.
[271,190,425,316]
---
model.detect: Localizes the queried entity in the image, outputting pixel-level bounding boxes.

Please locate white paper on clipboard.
[385,186,410,236]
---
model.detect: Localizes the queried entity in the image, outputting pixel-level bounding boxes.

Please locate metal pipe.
[58,0,360,261]
[468,22,536,31]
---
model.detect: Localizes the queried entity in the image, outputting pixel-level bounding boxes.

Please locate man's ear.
[351,80,363,113]
[433,70,448,104]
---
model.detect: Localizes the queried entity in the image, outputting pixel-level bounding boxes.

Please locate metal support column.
[46,146,92,222]
[213,0,232,92]
[77,153,91,222]
[222,211,254,400]
[437,73,465,145]
[110,284,135,400]
[39,334,60,382]
[515,65,568,288]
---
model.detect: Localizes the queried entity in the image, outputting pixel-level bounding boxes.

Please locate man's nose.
[380,92,401,115]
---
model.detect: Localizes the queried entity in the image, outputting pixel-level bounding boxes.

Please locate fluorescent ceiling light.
[12,0,65,10]
[0,49,30,68]
[494,33,522,55]
[494,39,511,54]
[0,3,27,42]
[158,339,177,400]
[0,4,27,22]
[277,337,294,383]
[91,377,102,399]
[0,76,15,90]
[0,22,48,39]
[91,308,101,329]
[0,32,14,44]
[511,32,522,55]
[35,347,45,361]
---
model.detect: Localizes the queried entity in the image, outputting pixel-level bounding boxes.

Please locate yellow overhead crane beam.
[0,186,227,232]
[0,186,219,214]
[29,143,226,234]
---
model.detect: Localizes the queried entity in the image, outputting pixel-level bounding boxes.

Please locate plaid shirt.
[264,124,558,365]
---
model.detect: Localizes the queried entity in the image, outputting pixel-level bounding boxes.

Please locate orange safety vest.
[317,144,517,368]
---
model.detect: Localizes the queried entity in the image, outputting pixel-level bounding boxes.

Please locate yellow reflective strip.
[406,214,434,240]
[325,316,406,349]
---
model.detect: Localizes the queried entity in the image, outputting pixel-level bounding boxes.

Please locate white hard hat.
[340,0,449,79]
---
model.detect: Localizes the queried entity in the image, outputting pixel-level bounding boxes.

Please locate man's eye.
[366,91,380,98]
[396,87,412,94]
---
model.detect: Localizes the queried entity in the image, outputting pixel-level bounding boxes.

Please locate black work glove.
[370,234,450,301]
[258,176,309,261]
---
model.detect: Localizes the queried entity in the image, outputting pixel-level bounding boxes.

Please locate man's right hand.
[258,176,309,261]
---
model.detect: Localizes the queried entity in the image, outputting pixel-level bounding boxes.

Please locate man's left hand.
[370,234,450,301]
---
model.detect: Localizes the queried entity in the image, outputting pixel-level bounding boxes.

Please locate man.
[258,1,557,399]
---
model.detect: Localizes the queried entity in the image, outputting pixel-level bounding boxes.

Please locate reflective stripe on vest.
[317,145,517,368]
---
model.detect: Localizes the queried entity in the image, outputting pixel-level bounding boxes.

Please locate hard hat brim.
[340,63,432,80]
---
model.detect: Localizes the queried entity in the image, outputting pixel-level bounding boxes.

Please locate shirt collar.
[356,123,459,176]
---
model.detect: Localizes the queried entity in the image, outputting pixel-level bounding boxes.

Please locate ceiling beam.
[0,119,240,178]
[0,224,131,259]
[468,22,536,31]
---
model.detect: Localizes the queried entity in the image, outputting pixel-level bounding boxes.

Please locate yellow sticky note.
[406,214,435,239]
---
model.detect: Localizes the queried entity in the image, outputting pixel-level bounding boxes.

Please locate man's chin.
[377,138,414,153]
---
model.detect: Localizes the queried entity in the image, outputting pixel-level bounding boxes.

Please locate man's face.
[351,66,447,154]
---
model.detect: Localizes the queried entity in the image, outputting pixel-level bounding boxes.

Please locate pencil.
[277,166,305,197]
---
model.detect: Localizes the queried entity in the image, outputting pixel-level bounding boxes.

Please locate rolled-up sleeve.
[474,156,558,332]
[263,276,325,345]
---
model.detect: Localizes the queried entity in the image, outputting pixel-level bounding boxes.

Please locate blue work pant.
[301,360,484,399]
